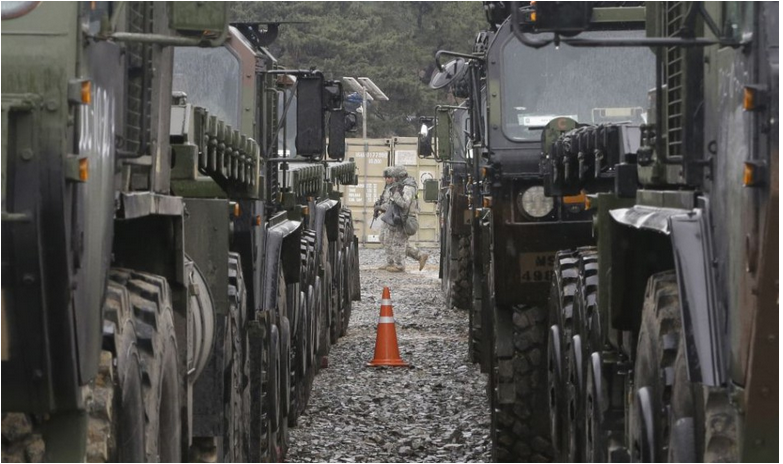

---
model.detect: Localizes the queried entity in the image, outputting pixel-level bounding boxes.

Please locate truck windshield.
[173,46,241,129]
[500,31,654,141]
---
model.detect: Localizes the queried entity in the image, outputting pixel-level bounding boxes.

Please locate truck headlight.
[1,1,40,20]
[517,186,553,219]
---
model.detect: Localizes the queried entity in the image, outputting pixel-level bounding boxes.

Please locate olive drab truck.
[423,2,659,460]
[419,30,493,325]
[2,3,359,462]
[426,101,476,315]
[507,1,777,463]
[419,30,495,369]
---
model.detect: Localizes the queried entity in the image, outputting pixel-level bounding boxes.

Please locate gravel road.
[287,246,491,463]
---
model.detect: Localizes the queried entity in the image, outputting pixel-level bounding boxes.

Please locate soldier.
[377,165,428,272]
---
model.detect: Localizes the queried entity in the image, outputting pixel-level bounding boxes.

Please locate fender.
[611,200,725,386]
[313,198,341,249]
[262,212,302,312]
[669,198,725,386]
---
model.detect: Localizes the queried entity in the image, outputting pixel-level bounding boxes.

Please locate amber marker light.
[743,162,761,187]
[302,206,309,216]
[79,158,89,181]
[482,197,492,208]
[233,203,241,217]
[743,87,755,111]
[563,191,586,205]
[81,80,92,105]
[255,215,262,226]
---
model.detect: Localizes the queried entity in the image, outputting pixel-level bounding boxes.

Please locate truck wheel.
[346,219,362,301]
[548,250,579,458]
[566,247,597,462]
[575,248,599,355]
[286,281,302,428]
[329,250,343,344]
[448,234,473,311]
[101,277,147,462]
[317,225,333,355]
[320,263,333,357]
[224,253,248,462]
[467,236,482,365]
[302,284,316,409]
[629,271,681,463]
[341,244,352,337]
[491,305,553,462]
[584,351,606,462]
[441,224,452,294]
[111,270,181,463]
[274,269,291,457]
[279,315,291,457]
[267,321,282,463]
[667,336,699,463]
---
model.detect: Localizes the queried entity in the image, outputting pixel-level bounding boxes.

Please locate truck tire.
[276,270,291,458]
[440,222,452,294]
[629,271,681,463]
[320,263,334,357]
[567,247,597,462]
[341,245,352,337]
[225,253,248,462]
[110,270,181,463]
[317,225,333,358]
[447,234,473,311]
[287,281,303,428]
[548,250,579,459]
[267,321,282,463]
[302,284,316,409]
[329,248,343,344]
[667,336,699,463]
[467,235,483,366]
[491,305,553,462]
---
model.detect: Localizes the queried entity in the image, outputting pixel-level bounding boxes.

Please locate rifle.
[371,197,384,228]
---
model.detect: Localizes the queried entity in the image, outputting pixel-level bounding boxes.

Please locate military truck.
[506,2,777,463]
[419,31,494,367]
[2,3,359,462]
[421,31,493,322]
[420,101,473,312]
[421,3,657,460]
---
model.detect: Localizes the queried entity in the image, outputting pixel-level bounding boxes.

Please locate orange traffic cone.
[367,287,409,367]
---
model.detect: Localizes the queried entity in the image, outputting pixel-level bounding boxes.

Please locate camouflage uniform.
[379,165,427,271]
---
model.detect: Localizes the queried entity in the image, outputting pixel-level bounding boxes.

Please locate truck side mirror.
[328,109,347,160]
[296,75,326,159]
[417,117,434,158]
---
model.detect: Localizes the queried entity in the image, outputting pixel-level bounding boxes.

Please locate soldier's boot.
[418,253,429,271]
[387,264,405,273]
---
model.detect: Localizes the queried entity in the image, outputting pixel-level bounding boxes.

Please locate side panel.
[1,2,83,411]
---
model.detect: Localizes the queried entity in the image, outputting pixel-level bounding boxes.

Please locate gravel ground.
[287,246,491,463]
